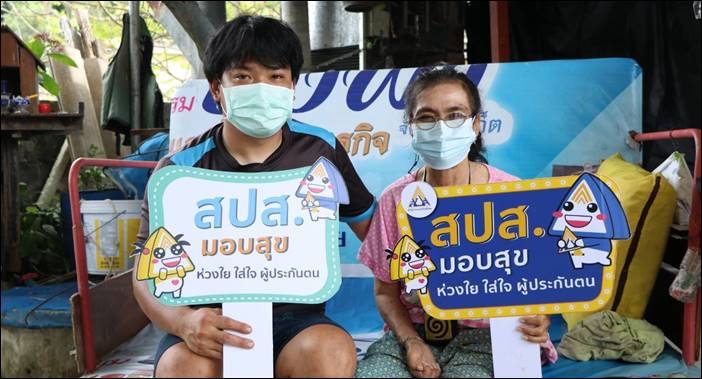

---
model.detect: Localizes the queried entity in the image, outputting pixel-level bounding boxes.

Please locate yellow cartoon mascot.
[388,235,436,294]
[135,227,195,298]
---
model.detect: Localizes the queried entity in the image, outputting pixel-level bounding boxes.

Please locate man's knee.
[280,324,357,376]
[155,343,221,378]
[300,325,356,377]
[313,327,357,368]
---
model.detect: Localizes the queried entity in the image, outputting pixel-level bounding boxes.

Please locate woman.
[356,66,557,378]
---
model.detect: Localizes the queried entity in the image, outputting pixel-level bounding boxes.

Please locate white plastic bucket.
[80,199,142,275]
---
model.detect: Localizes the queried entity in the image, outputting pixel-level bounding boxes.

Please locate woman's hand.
[518,315,551,344]
[405,338,441,378]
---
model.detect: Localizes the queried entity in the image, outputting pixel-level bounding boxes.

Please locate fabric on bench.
[1,282,76,329]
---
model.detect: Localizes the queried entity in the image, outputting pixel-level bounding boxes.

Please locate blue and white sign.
[168,58,643,332]
[394,174,630,319]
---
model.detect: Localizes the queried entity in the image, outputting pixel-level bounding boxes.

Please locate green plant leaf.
[38,70,60,97]
[48,53,77,68]
[27,39,46,60]
[42,224,58,237]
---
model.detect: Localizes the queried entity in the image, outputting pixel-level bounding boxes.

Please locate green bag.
[101,13,163,145]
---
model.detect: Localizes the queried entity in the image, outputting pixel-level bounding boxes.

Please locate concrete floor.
[1,326,78,378]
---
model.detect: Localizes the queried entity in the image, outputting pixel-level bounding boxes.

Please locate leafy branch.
[26,34,77,97]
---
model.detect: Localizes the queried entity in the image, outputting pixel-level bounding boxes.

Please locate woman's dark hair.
[403,64,486,163]
[204,15,304,84]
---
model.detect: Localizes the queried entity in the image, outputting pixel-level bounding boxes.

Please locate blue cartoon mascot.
[548,173,630,269]
[296,157,350,221]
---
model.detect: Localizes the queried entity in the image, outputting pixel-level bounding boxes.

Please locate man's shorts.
[153,309,344,375]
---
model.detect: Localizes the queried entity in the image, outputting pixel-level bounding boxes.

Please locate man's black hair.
[204,15,304,83]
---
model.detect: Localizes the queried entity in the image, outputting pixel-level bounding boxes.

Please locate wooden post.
[50,47,110,158]
[84,59,108,130]
[1,136,21,278]
[489,1,510,63]
[75,9,96,59]
[73,9,121,156]
[36,139,70,208]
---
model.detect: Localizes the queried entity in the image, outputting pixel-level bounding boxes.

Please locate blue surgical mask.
[411,118,477,170]
[220,83,294,138]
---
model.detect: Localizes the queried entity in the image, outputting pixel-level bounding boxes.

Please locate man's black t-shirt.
[137,119,376,313]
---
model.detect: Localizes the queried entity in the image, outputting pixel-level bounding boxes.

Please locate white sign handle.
[223,302,274,378]
[489,317,542,378]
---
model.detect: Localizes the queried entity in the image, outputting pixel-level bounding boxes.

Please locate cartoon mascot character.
[548,173,630,269]
[295,157,350,221]
[134,227,195,298]
[388,235,437,294]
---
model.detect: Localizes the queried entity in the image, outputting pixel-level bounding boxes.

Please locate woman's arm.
[518,315,558,365]
[374,279,440,378]
[374,279,419,342]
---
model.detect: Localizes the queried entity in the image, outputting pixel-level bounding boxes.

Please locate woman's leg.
[439,328,493,378]
[355,332,417,378]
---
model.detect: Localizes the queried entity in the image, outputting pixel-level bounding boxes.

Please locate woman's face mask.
[219,82,294,138]
[411,117,477,170]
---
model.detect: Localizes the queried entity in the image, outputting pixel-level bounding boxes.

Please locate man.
[133,15,376,377]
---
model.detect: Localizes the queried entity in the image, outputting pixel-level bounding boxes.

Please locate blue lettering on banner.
[294,71,341,113]
[194,190,292,230]
[339,231,346,248]
[293,64,488,114]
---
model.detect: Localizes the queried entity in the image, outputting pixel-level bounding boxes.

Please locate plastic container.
[80,199,141,275]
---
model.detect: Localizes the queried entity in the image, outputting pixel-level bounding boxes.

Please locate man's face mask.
[220,82,294,138]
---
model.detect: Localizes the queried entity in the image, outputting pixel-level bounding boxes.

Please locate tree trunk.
[281,1,312,72]
[162,1,216,64]
[197,1,226,30]
[150,2,206,79]
[153,1,226,79]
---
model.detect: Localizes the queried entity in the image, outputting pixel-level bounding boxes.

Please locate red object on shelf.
[20,272,39,282]
[38,102,51,114]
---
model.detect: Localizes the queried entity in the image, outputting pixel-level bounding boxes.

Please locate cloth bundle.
[558,311,664,363]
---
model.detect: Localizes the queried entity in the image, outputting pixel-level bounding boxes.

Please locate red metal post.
[68,158,157,373]
[633,128,701,366]
[489,1,510,63]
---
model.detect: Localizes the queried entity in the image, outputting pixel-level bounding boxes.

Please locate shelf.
[1,102,84,135]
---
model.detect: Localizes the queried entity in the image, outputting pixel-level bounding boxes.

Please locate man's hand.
[178,307,254,360]
[518,315,551,344]
[405,338,441,378]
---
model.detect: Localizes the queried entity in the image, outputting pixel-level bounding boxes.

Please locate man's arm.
[335,138,376,241]
[132,263,253,359]
[349,218,372,241]
[132,157,253,359]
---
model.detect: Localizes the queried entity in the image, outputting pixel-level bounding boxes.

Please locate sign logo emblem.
[401,181,437,218]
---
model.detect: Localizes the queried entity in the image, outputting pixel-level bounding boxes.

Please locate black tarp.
[508,1,700,171]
